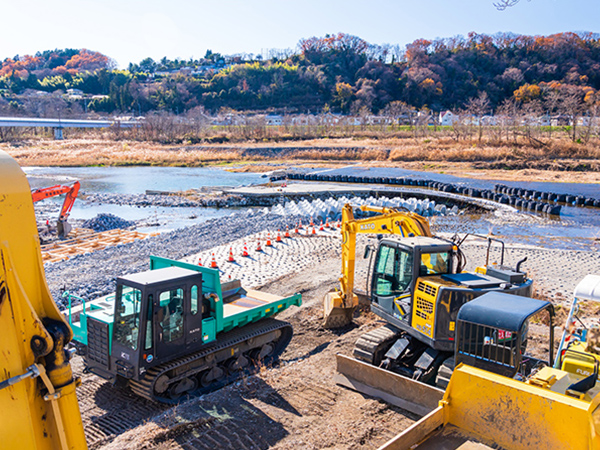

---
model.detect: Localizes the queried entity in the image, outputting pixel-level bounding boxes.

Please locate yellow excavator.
[0,150,87,449]
[325,203,533,385]
[323,203,433,328]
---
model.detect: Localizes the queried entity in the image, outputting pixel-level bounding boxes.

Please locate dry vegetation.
[3,125,600,184]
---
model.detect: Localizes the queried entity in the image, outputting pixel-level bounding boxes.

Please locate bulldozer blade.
[334,354,443,417]
[323,291,356,328]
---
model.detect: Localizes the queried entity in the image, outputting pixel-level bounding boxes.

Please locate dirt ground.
[72,235,600,449]
[82,255,417,450]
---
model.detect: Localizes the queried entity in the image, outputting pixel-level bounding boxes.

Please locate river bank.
[4,137,600,185]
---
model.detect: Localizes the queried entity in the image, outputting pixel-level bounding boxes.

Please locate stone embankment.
[285,172,600,216]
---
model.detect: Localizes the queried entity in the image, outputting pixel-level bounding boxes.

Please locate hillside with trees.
[1,32,600,119]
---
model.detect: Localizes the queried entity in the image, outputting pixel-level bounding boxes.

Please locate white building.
[439,110,458,126]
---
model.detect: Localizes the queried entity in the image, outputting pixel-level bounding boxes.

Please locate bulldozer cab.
[370,236,454,320]
[455,291,555,378]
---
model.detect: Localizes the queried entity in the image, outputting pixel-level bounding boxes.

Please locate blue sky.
[2,0,599,68]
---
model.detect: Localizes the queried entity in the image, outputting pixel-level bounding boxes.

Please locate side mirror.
[364,245,372,259]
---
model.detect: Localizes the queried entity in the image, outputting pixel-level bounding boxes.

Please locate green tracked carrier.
[65,256,301,403]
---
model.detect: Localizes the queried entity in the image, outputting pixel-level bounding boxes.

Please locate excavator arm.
[0,151,87,449]
[32,181,80,238]
[323,203,433,328]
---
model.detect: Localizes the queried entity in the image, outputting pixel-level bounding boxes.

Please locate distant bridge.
[0,117,139,139]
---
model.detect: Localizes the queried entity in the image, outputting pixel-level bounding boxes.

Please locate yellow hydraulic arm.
[323,203,432,328]
[0,151,87,449]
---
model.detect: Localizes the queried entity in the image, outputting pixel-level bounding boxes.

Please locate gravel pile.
[82,213,136,232]
[47,211,302,308]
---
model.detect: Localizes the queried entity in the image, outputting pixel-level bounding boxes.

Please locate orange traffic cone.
[294,223,299,234]
[285,226,291,238]
[210,253,218,268]
[325,217,330,229]
[228,247,235,262]
[242,243,249,257]
[266,233,273,247]
[298,219,303,230]
[310,217,315,227]
[276,230,282,242]
[337,220,341,229]
[256,239,262,252]
[311,226,316,235]
[319,220,324,231]
[197,257,202,266]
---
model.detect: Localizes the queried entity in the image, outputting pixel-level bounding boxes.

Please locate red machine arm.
[31,181,80,238]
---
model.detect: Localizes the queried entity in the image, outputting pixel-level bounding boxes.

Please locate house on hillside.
[266,114,283,126]
[439,110,458,126]
[480,115,498,126]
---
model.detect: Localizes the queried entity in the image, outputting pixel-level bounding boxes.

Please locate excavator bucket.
[57,219,72,239]
[323,291,357,328]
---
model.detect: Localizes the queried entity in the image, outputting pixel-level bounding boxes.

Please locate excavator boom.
[31,181,80,238]
[0,151,87,449]
[323,203,433,328]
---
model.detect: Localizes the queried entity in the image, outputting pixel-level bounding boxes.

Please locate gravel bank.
[48,205,600,313]
[46,211,302,307]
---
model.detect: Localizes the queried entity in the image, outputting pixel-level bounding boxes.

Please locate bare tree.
[381,101,409,127]
[496,99,520,143]
[466,92,490,144]
[557,86,585,142]
[543,88,561,139]
[520,99,545,147]
[494,0,520,10]
[582,92,599,144]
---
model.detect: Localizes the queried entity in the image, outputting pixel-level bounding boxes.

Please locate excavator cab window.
[373,244,413,298]
[419,252,451,276]
[114,284,142,350]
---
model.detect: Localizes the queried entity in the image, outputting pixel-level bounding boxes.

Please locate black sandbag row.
[286,173,562,215]
[494,184,599,209]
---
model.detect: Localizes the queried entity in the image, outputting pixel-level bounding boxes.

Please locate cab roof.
[457,291,553,332]
[574,275,600,302]
[382,235,451,249]
[118,266,200,286]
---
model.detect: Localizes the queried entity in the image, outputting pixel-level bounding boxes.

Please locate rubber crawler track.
[130,318,293,404]
[352,324,401,366]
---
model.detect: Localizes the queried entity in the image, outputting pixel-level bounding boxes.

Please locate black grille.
[86,317,110,369]
[456,320,518,378]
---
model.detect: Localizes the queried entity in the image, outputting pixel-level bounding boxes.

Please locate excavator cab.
[369,237,454,322]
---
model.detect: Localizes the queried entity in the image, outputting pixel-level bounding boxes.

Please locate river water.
[25,166,264,232]
[24,165,599,250]
[310,165,600,251]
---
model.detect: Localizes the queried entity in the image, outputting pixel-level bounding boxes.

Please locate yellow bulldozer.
[360,275,600,449]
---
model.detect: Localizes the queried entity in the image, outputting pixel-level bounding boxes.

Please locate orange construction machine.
[31,181,80,238]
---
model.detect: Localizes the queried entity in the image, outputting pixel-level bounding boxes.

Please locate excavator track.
[130,318,292,404]
[353,324,402,366]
